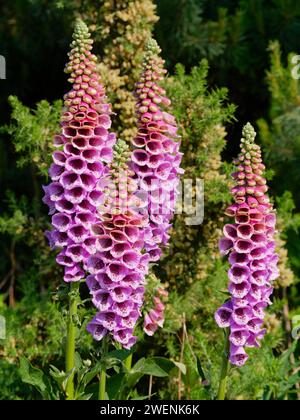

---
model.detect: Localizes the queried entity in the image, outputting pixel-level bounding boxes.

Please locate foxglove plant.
[43,20,116,282]
[86,140,150,349]
[131,39,184,262]
[43,21,184,399]
[215,123,279,371]
[43,19,116,399]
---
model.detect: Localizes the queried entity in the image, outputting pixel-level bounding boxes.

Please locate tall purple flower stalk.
[86,140,150,349]
[43,23,183,350]
[86,40,184,346]
[215,123,279,367]
[131,39,184,262]
[43,20,116,283]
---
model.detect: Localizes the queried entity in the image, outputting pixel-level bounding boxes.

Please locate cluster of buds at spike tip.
[43,20,116,282]
[86,140,150,349]
[130,38,184,263]
[215,123,279,367]
[143,284,168,336]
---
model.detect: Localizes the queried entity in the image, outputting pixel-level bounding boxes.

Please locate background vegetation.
[0,0,300,400]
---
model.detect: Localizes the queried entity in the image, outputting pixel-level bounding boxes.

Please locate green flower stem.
[99,337,109,400]
[217,329,230,400]
[65,281,80,400]
[125,353,133,371]
[99,369,107,401]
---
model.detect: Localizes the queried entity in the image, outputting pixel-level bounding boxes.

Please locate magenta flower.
[86,141,150,349]
[43,20,116,283]
[44,27,182,350]
[143,287,168,336]
[215,123,279,367]
[131,39,183,261]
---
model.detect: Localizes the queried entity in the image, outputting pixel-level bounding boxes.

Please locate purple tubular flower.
[143,287,168,336]
[43,20,116,283]
[215,123,279,366]
[131,39,184,261]
[86,141,150,349]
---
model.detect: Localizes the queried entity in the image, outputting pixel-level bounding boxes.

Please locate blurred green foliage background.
[0,0,300,400]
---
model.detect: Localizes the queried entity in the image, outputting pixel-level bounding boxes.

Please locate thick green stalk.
[99,369,107,401]
[124,353,133,371]
[99,337,109,400]
[65,281,80,400]
[217,329,230,400]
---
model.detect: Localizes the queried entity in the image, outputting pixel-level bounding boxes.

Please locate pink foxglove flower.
[86,140,150,349]
[43,20,116,283]
[131,39,183,262]
[143,287,168,336]
[215,123,279,366]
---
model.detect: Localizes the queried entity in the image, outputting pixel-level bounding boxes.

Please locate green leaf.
[262,386,272,401]
[196,356,206,382]
[132,358,169,377]
[107,373,125,400]
[149,357,175,374]
[151,357,186,376]
[49,365,74,391]
[74,390,93,400]
[287,372,300,386]
[131,395,149,400]
[19,357,47,394]
[173,361,187,375]
[123,372,144,391]
[81,362,103,387]
[74,352,82,371]
[107,348,132,362]
[49,365,66,385]
[85,383,99,400]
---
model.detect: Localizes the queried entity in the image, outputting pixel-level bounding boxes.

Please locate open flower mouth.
[228,265,250,284]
